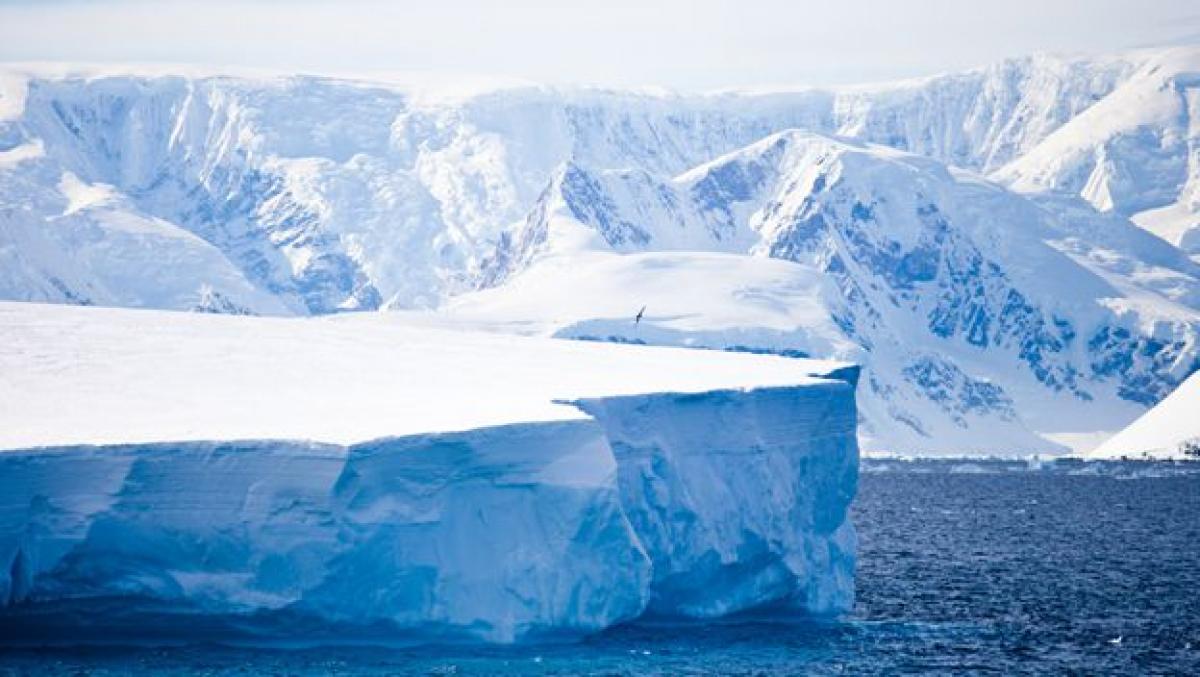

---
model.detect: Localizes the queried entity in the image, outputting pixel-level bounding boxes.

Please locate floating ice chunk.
[0,303,859,643]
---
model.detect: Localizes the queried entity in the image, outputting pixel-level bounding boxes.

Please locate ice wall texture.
[573,385,858,618]
[0,384,858,644]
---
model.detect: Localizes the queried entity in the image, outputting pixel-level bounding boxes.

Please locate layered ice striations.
[0,424,644,644]
[0,386,858,645]
[573,384,858,619]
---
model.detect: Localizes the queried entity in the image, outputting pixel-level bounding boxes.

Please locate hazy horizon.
[1,0,1198,91]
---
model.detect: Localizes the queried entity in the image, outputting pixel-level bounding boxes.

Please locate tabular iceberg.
[0,302,859,644]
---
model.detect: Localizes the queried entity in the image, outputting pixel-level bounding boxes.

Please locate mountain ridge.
[468,129,1199,454]
[2,45,1200,454]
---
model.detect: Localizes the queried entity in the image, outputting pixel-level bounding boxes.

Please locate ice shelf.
[0,302,859,643]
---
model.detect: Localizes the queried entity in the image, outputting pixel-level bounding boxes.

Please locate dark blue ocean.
[3,460,1198,675]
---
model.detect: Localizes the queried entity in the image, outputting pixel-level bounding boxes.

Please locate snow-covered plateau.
[2,46,1200,455]
[0,301,858,644]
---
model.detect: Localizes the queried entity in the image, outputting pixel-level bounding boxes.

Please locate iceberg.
[0,301,859,644]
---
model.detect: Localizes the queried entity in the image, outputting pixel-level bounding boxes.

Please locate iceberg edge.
[0,383,858,645]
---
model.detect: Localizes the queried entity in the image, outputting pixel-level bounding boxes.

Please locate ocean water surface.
[2,459,1198,675]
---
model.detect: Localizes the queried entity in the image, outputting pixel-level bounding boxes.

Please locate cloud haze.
[1,0,1197,89]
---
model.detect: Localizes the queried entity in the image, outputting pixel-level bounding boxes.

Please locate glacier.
[0,49,1169,314]
[0,302,858,644]
[458,131,1200,455]
[996,48,1200,260]
[572,387,857,618]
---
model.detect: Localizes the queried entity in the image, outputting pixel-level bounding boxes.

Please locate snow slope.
[469,131,1200,455]
[995,47,1200,259]
[1090,371,1200,460]
[0,301,857,643]
[0,163,288,314]
[449,249,1046,454]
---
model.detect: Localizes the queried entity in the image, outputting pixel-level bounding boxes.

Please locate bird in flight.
[635,305,646,325]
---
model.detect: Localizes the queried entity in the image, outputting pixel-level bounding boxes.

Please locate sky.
[1,0,1198,90]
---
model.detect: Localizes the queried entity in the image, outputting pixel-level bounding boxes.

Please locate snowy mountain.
[470,131,1200,454]
[995,47,1200,260]
[1091,370,1200,460]
[1,46,1199,454]
[0,50,1157,313]
[0,155,288,314]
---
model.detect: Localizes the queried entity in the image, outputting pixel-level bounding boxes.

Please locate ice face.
[306,422,650,642]
[573,384,859,618]
[0,381,858,644]
[0,423,650,644]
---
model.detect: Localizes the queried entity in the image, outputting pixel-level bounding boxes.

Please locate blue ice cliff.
[0,302,858,644]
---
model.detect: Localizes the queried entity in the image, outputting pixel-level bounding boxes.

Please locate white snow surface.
[447,250,856,356]
[1090,370,1200,460]
[0,301,846,450]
